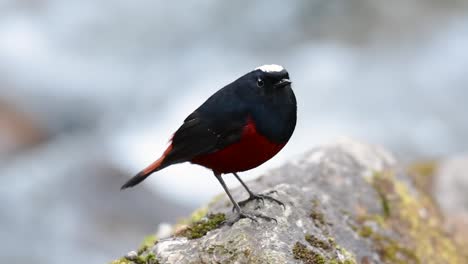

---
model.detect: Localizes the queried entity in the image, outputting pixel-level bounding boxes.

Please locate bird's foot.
[235,191,285,210]
[224,210,277,225]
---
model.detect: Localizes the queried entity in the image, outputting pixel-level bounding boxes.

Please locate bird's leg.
[214,173,277,225]
[233,172,285,209]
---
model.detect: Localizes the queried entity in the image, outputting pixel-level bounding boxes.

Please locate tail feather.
[120,170,152,190]
[121,144,173,190]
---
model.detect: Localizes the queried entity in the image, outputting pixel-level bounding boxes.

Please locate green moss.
[293,239,357,264]
[172,206,211,237]
[327,237,337,248]
[304,201,357,264]
[206,244,225,254]
[305,234,330,250]
[355,225,413,263]
[311,198,320,208]
[309,198,328,227]
[110,258,133,264]
[143,253,158,264]
[408,161,437,178]
[206,244,238,256]
[357,170,465,264]
[131,253,159,264]
[372,235,419,264]
[110,230,159,263]
[357,225,373,238]
[110,252,159,264]
[310,210,326,226]
[328,257,356,264]
[371,172,392,218]
[335,246,357,264]
[137,235,157,255]
[204,236,255,263]
[407,161,437,199]
[292,242,326,264]
[178,213,226,239]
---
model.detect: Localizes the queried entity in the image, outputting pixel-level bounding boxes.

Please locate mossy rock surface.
[112,139,466,264]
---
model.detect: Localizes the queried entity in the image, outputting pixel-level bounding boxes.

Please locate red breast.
[191,117,286,174]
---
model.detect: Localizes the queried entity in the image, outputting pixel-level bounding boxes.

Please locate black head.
[232,64,293,103]
[251,64,291,96]
[232,64,296,142]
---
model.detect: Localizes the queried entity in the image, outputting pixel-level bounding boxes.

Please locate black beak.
[274,78,292,88]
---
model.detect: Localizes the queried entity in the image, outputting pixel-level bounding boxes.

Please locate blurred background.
[1,0,468,263]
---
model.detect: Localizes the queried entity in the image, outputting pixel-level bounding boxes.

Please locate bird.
[121,64,297,224]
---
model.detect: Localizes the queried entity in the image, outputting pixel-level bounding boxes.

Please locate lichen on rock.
[292,242,327,264]
[176,213,226,239]
[353,170,464,264]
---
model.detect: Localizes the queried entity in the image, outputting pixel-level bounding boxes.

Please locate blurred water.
[1,1,468,263]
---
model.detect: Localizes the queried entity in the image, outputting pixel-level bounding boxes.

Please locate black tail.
[121,170,152,190]
[121,143,175,190]
[120,153,170,189]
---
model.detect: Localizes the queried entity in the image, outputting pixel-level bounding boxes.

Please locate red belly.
[191,118,285,174]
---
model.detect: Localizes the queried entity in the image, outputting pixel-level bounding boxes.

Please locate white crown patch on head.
[255,64,284,73]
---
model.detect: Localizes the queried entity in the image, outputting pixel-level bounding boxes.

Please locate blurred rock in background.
[1,0,468,263]
[0,98,47,158]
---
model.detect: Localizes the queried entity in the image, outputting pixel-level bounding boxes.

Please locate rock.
[112,139,467,264]
[434,156,468,252]
[125,251,139,261]
[435,156,468,215]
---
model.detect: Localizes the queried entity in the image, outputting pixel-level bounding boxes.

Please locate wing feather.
[161,113,245,167]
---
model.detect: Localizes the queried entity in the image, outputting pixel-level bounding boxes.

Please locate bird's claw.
[232,192,285,212]
[238,195,264,208]
[224,210,277,225]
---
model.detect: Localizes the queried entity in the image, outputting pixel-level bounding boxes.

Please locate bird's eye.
[257,78,264,88]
